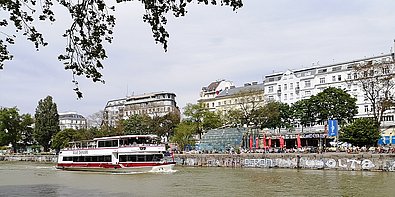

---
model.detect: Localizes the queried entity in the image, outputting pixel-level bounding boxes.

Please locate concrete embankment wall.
[3,153,395,172]
[174,153,395,172]
[0,155,57,163]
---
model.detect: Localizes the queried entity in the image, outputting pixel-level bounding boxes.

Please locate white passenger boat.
[56,135,176,172]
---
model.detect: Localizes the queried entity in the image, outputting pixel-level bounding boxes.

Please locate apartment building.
[103,92,179,127]
[59,112,87,130]
[264,53,395,126]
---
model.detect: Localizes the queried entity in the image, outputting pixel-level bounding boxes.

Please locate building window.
[284,84,287,90]
[354,73,358,79]
[284,94,287,100]
[290,93,294,100]
[268,86,273,93]
[364,105,369,112]
[347,73,351,79]
[332,76,336,82]
[338,75,342,81]
[304,80,311,88]
[290,83,293,90]
[305,91,311,96]
[268,96,274,100]
[319,77,325,84]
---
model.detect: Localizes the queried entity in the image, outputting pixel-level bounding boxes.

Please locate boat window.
[98,140,118,147]
[128,155,137,162]
[62,157,73,161]
[62,155,112,162]
[137,155,145,162]
[104,155,111,162]
[153,154,163,161]
[118,154,163,162]
[119,155,127,162]
[145,155,153,162]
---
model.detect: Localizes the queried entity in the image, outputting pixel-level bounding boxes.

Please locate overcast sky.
[1,0,395,117]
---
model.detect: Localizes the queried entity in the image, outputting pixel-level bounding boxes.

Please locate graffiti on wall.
[244,158,376,170]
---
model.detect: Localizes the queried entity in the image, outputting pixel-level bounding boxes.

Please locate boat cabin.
[66,135,162,150]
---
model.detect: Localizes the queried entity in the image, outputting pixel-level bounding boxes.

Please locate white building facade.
[263,53,395,127]
[59,112,87,130]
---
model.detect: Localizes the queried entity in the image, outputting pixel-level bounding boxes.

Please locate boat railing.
[63,143,166,150]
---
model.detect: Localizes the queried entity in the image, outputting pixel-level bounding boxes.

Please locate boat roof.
[93,134,159,141]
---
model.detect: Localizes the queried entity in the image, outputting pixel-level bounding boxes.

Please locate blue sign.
[328,119,338,137]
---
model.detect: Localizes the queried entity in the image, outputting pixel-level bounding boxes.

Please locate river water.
[0,161,393,197]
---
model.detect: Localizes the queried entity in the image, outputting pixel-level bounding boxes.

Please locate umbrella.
[263,135,267,149]
[256,137,259,149]
[249,135,253,150]
[297,134,302,148]
[279,136,284,148]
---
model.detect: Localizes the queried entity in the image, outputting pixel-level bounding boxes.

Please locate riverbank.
[0,154,57,163]
[2,153,395,171]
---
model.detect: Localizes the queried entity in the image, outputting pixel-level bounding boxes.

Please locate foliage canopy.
[1,0,243,97]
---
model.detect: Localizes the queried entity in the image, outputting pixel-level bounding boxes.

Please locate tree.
[123,114,152,135]
[231,89,265,127]
[34,95,60,152]
[171,121,196,152]
[202,111,223,130]
[312,87,358,124]
[291,99,317,131]
[0,107,21,152]
[258,101,292,132]
[183,103,206,138]
[19,113,35,148]
[339,118,380,147]
[51,128,85,151]
[223,108,244,127]
[352,59,395,130]
[1,0,243,97]
[153,112,180,138]
[86,110,105,128]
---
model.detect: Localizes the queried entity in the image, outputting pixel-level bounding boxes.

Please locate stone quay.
[3,153,395,172]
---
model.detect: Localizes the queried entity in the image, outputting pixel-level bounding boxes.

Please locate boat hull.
[56,162,175,173]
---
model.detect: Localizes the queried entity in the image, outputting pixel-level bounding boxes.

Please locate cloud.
[1,0,395,116]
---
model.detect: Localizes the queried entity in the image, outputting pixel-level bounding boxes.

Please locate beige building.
[198,81,265,115]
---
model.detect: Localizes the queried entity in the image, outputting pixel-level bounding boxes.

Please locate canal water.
[0,162,393,197]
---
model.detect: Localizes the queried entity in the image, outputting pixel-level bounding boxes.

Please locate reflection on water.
[0,161,393,197]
